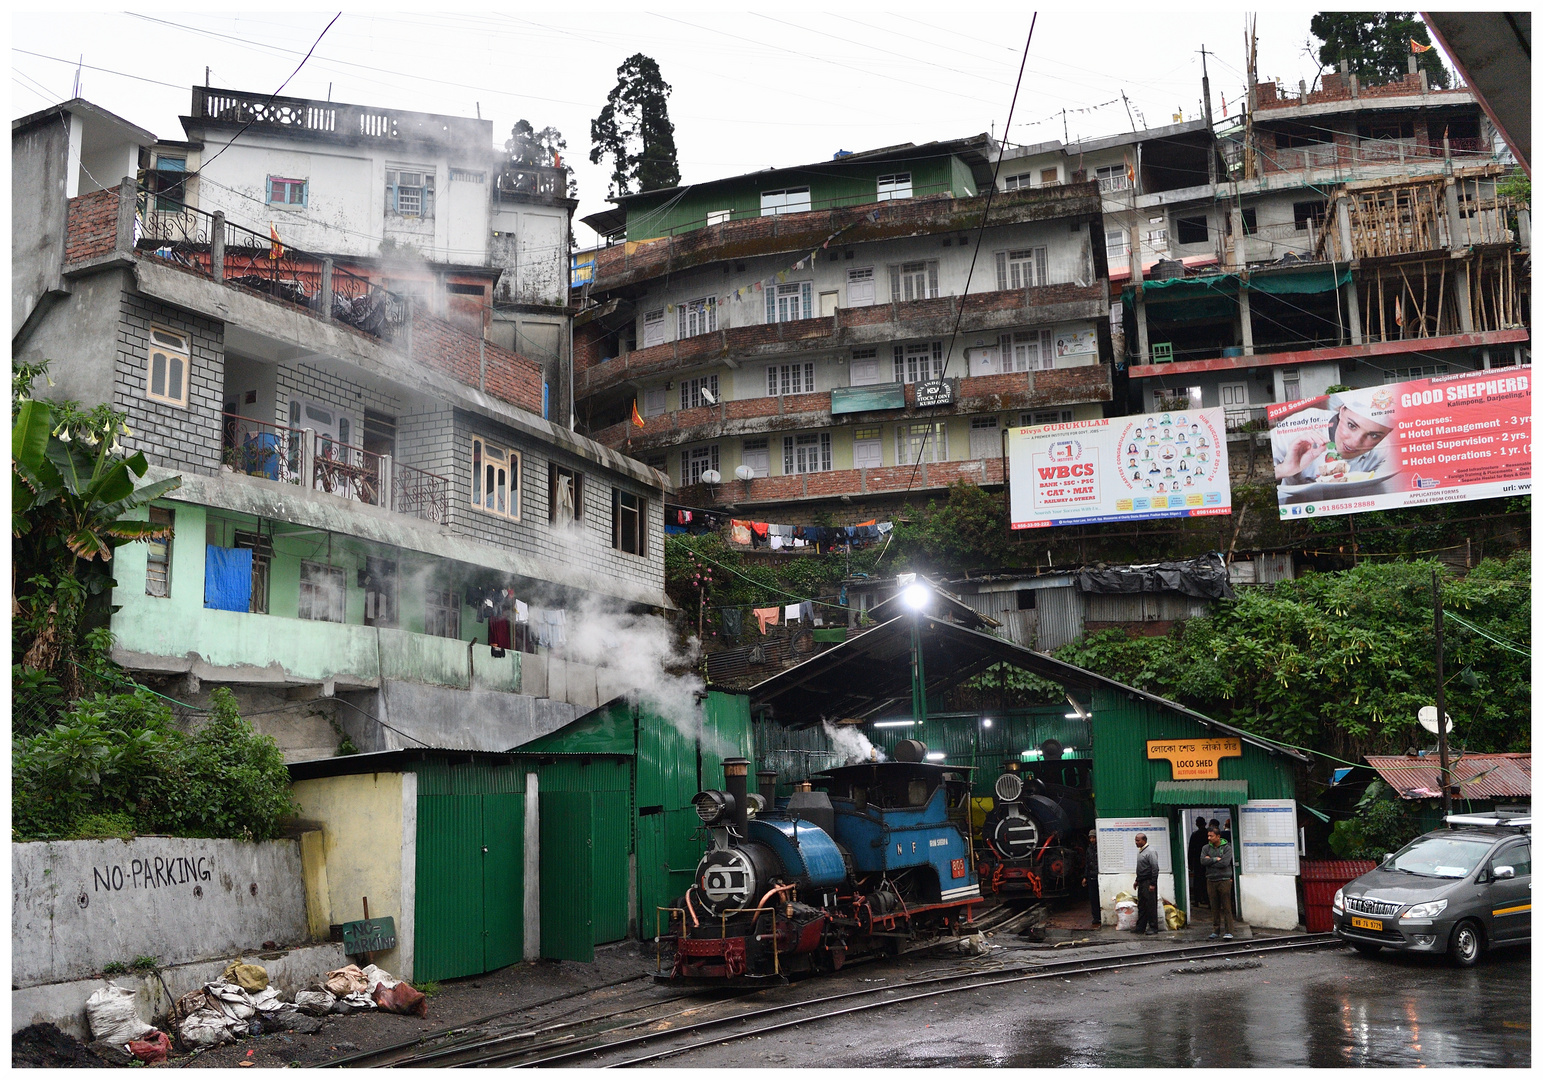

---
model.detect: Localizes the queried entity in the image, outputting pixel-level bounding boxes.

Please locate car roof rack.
[1445,813,1530,831]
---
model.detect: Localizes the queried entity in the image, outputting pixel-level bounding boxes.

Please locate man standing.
[1187,815,1210,910]
[1201,827,1236,940]
[1133,832,1160,936]
[1083,830,1101,927]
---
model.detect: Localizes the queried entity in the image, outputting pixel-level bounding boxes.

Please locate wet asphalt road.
[665,943,1530,1069]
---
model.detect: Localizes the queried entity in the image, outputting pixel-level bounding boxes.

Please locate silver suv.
[1333,815,1531,966]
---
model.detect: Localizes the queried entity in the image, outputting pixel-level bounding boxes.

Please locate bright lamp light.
[902,583,931,610]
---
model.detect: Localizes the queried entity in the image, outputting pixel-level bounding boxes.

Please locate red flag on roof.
[268,223,283,261]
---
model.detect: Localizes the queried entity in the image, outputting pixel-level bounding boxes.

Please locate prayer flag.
[631,400,646,428]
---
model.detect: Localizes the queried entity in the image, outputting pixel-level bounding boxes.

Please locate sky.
[12,7,1456,247]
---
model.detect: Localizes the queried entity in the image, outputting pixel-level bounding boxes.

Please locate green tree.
[590,54,681,197]
[1310,13,1450,89]
[1052,556,1529,762]
[13,360,180,693]
[505,119,578,199]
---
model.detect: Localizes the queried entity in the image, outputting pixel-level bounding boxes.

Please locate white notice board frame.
[1095,816,1172,874]
[1239,799,1299,875]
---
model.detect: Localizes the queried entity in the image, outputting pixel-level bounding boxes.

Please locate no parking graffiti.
[1147,738,1241,779]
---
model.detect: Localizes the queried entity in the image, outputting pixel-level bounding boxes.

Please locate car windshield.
[1388,835,1494,878]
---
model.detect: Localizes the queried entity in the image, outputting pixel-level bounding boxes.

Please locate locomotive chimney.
[723,757,750,834]
[757,768,778,800]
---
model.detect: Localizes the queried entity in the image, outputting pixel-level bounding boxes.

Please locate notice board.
[1239,800,1299,875]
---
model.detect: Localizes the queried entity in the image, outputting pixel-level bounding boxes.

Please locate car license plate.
[1351,916,1383,932]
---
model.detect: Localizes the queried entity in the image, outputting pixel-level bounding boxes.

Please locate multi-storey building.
[14,96,669,759]
[998,64,1528,434]
[142,85,577,424]
[572,136,1114,517]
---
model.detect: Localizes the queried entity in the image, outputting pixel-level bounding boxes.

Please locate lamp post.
[901,579,931,725]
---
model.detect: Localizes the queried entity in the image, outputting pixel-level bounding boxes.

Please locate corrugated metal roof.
[1152,780,1250,805]
[1364,753,1531,800]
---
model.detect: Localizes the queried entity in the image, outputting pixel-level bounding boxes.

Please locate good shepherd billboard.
[1269,368,1531,519]
[1008,407,1232,528]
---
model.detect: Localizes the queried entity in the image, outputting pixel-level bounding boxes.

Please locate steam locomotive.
[665,743,982,982]
[975,751,1089,900]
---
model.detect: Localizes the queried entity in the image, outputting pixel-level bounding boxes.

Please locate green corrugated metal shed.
[1153,780,1251,805]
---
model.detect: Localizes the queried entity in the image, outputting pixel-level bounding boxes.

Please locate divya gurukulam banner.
[1008,407,1232,528]
[1268,367,1531,520]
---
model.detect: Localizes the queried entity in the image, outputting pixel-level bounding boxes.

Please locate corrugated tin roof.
[1364,753,1531,800]
[1152,780,1250,805]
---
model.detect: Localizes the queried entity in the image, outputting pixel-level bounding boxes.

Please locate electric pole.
[1200,47,1217,186]
[1433,570,1452,817]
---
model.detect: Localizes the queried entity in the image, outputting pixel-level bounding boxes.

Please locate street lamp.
[901,578,931,726]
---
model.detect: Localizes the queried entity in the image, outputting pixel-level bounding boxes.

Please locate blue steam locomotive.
[665,743,982,982]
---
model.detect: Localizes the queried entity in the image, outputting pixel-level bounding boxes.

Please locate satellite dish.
[734,465,755,481]
[700,386,717,404]
[1418,706,1455,735]
[700,469,721,484]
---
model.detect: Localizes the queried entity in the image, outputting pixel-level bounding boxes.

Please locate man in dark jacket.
[1083,830,1100,927]
[1200,827,1236,939]
[1187,816,1210,910]
[1133,833,1160,935]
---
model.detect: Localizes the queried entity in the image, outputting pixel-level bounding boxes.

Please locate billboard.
[1008,408,1232,529]
[1268,368,1531,519]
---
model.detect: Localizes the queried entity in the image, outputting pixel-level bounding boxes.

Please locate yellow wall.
[292,773,408,976]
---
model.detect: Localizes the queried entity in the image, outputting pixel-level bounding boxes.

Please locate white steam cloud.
[822,721,885,765]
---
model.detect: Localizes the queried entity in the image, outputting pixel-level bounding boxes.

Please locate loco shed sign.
[1147,738,1241,779]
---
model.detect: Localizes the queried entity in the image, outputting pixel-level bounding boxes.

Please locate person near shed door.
[1133,833,1160,936]
[1083,830,1101,927]
[1201,827,1236,940]
[1187,815,1211,910]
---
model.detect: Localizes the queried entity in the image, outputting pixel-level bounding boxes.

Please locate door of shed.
[540,790,595,962]
[414,792,525,981]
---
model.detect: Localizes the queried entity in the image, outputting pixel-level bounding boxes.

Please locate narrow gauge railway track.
[388,933,1338,1068]
[327,904,1030,1068]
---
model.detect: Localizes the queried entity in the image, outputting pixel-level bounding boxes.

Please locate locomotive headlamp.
[692,789,736,826]
[994,771,1025,803]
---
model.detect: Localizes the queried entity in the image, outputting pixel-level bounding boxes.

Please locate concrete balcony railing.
[591,182,1103,291]
[676,457,1009,509]
[576,280,1108,399]
[587,366,1113,452]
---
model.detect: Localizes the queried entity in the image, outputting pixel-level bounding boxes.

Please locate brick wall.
[446,410,664,599]
[1254,72,1469,112]
[64,188,119,264]
[275,364,401,448]
[573,322,607,376]
[409,309,544,417]
[113,292,225,476]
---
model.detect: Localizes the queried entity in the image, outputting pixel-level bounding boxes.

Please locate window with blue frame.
[386,167,435,217]
[267,176,307,207]
[151,156,186,211]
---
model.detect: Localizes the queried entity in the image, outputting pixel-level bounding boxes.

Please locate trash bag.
[86,984,155,1045]
[360,964,399,992]
[1163,901,1186,931]
[221,961,270,993]
[293,988,336,1017]
[204,981,258,1023]
[1113,890,1135,903]
[371,981,428,1017]
[128,1030,172,1064]
[324,964,369,997]
[178,1008,238,1049]
[174,988,213,1024]
[1114,900,1138,932]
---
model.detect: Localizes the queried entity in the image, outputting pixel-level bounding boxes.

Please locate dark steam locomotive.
[665,743,982,982]
[975,751,1089,900]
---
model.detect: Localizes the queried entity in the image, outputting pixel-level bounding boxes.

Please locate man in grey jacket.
[1200,827,1236,939]
[1133,833,1160,935]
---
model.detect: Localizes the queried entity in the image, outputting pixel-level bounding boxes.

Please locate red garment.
[750,521,770,537]
[488,616,512,650]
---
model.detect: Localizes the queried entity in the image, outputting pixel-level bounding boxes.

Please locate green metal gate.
[415,785,525,981]
[540,790,595,962]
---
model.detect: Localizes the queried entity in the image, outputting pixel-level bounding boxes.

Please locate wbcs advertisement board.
[1008,408,1232,529]
[1269,368,1531,520]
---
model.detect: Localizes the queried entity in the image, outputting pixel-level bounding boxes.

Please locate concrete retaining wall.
[12,838,311,988]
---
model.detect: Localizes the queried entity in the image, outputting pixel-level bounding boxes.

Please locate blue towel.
[204,545,253,612]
